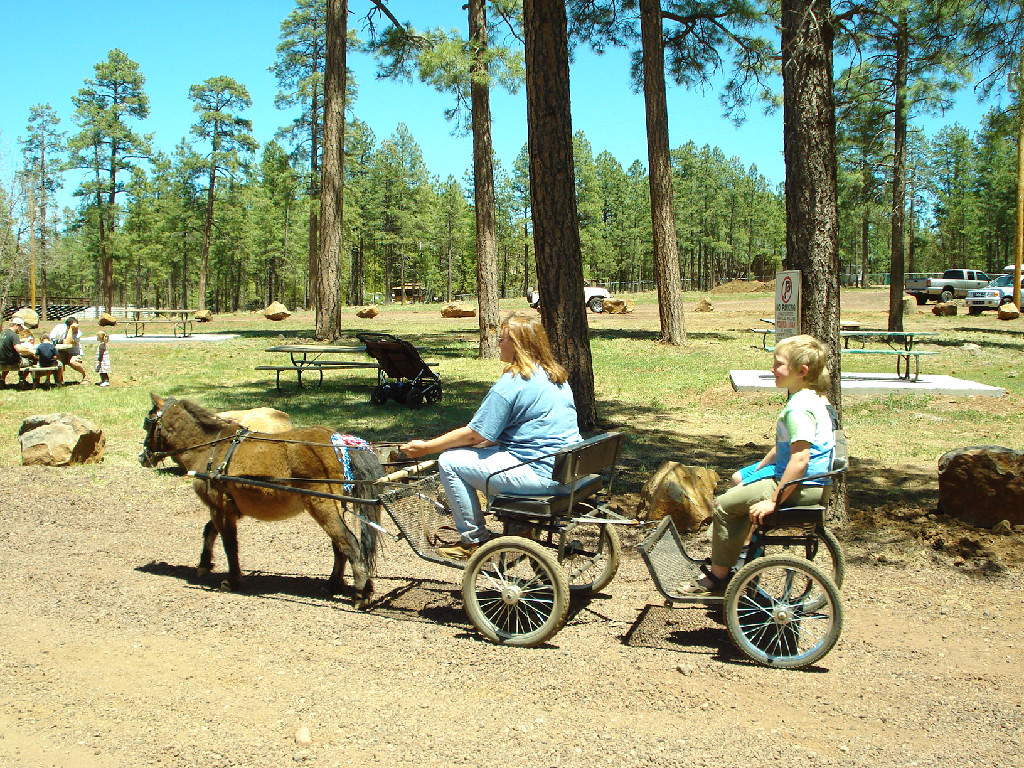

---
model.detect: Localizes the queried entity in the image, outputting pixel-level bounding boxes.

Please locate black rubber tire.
[968,307,983,316]
[560,522,621,594]
[914,294,928,305]
[426,385,443,404]
[587,296,605,313]
[407,390,425,410]
[370,385,388,406]
[724,554,842,669]
[461,536,570,647]
[939,288,955,303]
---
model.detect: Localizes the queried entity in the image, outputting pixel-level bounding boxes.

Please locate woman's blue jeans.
[438,446,571,545]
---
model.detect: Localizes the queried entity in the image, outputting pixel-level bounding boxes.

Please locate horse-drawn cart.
[143,395,846,666]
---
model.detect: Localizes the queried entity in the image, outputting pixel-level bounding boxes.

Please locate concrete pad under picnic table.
[86,333,240,344]
[729,369,1006,397]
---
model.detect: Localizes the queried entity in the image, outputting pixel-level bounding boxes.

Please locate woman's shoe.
[438,541,481,560]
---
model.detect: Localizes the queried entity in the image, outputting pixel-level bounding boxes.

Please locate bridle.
[140,397,176,467]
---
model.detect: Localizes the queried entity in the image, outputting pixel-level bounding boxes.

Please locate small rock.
[961,343,981,353]
[993,519,1013,535]
[676,664,695,676]
[295,726,312,745]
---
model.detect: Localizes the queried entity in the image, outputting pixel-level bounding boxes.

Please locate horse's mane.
[179,398,232,431]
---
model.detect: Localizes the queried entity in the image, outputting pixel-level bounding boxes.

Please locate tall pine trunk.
[888,12,909,332]
[524,0,596,430]
[781,0,845,521]
[470,0,501,359]
[640,0,686,345]
[198,159,216,312]
[317,0,346,339]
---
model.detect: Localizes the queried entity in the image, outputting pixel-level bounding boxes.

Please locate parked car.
[905,269,991,304]
[529,286,611,313]
[965,272,1024,315]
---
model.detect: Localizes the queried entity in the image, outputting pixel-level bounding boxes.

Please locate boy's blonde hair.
[776,334,830,394]
[97,331,109,343]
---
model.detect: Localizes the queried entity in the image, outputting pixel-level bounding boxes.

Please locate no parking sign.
[774,270,801,344]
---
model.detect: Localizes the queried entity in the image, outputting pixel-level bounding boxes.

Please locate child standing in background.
[95,331,112,387]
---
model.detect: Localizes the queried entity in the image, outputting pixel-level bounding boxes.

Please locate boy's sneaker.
[98,381,110,387]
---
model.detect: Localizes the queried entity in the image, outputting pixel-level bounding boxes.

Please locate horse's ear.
[150,393,165,409]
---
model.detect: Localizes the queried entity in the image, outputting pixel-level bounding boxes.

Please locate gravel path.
[2,463,1022,768]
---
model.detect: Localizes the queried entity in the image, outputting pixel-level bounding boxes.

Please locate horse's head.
[140,393,176,467]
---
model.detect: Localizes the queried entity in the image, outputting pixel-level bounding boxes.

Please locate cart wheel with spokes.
[560,520,621,594]
[756,526,845,611]
[724,554,842,669]
[461,536,569,648]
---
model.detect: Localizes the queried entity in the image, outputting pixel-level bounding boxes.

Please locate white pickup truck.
[905,269,991,305]
[529,286,611,313]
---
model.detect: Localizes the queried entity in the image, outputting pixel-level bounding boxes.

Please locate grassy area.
[3,287,1021,514]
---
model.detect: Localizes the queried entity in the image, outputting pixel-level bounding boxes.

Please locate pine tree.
[189,76,259,312]
[69,49,151,312]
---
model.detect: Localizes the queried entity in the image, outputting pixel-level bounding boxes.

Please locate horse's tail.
[350,449,386,577]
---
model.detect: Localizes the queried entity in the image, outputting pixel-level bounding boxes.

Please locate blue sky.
[0,0,1002,211]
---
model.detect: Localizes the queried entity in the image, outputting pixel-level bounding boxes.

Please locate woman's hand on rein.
[399,440,430,459]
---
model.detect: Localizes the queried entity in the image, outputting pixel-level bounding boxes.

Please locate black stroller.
[356,332,442,409]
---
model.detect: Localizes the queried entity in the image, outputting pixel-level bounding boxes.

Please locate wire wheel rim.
[726,555,842,668]
[462,537,569,647]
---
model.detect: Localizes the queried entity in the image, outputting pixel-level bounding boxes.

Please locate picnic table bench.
[125,309,196,338]
[258,345,379,390]
[765,329,941,382]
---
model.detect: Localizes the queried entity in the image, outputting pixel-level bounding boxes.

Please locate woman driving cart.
[400,313,582,560]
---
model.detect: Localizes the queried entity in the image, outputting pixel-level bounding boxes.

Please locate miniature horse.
[142,394,384,608]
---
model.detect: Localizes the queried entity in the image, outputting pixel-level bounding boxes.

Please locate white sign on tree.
[774,270,801,344]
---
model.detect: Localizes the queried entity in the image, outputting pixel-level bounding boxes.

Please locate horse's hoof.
[197,566,211,579]
[327,578,348,595]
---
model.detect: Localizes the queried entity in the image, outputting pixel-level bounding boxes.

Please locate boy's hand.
[749,499,776,524]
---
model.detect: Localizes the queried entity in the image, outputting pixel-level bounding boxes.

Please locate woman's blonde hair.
[775,334,831,394]
[96,331,109,343]
[502,313,568,384]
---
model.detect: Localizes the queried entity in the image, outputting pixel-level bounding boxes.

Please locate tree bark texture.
[524,0,596,430]
[197,157,216,312]
[888,13,908,332]
[781,0,845,520]
[317,0,346,340]
[470,0,501,359]
[640,0,686,345]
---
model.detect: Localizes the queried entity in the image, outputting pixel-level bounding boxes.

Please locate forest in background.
[1,0,1021,313]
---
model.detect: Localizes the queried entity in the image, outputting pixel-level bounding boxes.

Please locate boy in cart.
[682,334,836,595]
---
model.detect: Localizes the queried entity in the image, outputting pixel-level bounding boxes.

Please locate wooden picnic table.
[125,309,196,338]
[259,344,378,390]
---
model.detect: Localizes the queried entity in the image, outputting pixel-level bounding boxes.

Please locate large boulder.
[195,309,213,322]
[264,301,291,321]
[635,462,720,532]
[442,303,476,318]
[13,308,39,328]
[19,413,105,466]
[938,446,1024,527]
[356,305,380,319]
[932,302,958,316]
[901,295,918,315]
[99,312,118,327]
[602,297,634,314]
[693,298,713,313]
[998,303,1020,320]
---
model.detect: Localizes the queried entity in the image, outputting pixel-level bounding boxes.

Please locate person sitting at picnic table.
[683,334,836,595]
[34,333,63,386]
[1,317,30,387]
[13,320,38,364]
[50,315,88,384]
[399,313,583,560]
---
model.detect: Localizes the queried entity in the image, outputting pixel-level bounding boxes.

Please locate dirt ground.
[2,289,1023,767]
